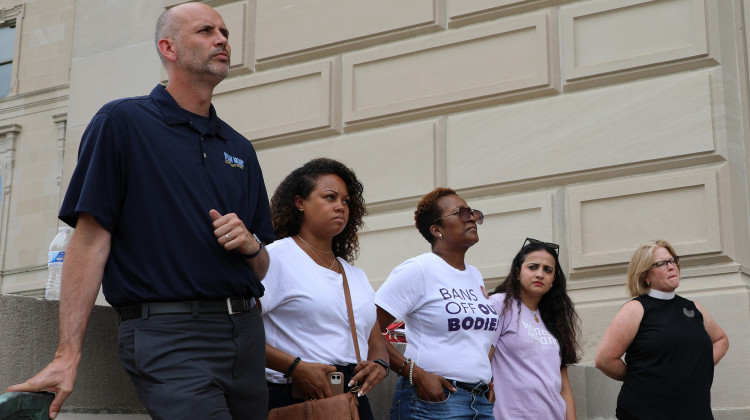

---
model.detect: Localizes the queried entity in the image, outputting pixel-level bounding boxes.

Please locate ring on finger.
[225,234,230,240]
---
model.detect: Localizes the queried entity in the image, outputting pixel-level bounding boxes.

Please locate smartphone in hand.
[327,371,344,395]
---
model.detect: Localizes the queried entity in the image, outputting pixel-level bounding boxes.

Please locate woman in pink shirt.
[489,238,581,419]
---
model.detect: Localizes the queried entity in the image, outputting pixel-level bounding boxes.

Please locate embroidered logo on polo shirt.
[683,308,695,318]
[224,152,244,169]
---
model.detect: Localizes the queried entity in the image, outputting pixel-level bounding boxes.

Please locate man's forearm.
[56,215,110,358]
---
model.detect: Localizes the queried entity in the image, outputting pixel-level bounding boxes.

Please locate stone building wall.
[0,0,748,417]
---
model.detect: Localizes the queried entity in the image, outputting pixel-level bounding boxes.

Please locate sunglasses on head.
[522,237,559,254]
[433,207,484,225]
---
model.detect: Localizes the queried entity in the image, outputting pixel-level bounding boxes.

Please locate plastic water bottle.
[45,226,72,300]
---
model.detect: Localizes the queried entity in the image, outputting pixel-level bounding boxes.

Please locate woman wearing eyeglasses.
[375,187,495,420]
[489,237,580,419]
[595,240,728,420]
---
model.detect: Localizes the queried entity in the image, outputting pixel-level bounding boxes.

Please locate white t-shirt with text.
[375,252,496,384]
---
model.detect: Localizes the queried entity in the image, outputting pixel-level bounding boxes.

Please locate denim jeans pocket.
[414,388,452,405]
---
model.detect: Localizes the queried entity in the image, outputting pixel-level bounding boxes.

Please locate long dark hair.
[493,242,581,366]
[270,158,365,263]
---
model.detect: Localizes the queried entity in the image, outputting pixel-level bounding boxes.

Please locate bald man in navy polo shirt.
[8,3,274,419]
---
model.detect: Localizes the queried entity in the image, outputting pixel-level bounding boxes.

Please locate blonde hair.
[626,240,679,297]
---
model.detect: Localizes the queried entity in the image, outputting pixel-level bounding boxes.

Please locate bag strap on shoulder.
[338,259,361,364]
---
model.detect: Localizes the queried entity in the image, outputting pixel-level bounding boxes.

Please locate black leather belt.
[119,297,256,321]
[452,380,489,395]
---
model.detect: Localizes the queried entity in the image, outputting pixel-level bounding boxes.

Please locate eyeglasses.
[522,237,559,254]
[651,256,679,269]
[433,207,484,225]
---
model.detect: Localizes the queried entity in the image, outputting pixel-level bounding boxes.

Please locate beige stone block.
[214,59,338,143]
[58,5,75,25]
[29,23,65,47]
[72,0,163,59]
[446,0,561,27]
[257,119,437,205]
[359,211,432,289]
[446,71,716,189]
[567,167,723,270]
[561,0,712,83]
[447,0,529,18]
[360,189,558,288]
[61,124,86,196]
[342,12,554,127]
[37,11,60,29]
[256,0,437,68]
[67,43,163,128]
[0,270,44,295]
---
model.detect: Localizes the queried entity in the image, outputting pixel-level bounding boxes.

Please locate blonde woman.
[595,240,728,420]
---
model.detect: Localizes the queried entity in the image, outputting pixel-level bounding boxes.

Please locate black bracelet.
[397,358,411,377]
[283,356,301,378]
[239,234,264,259]
[373,358,390,376]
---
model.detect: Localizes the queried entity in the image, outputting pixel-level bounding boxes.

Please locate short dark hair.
[414,187,457,246]
[270,158,365,262]
[154,7,177,65]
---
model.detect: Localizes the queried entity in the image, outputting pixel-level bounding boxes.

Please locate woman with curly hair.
[375,187,495,420]
[260,158,387,420]
[490,238,580,419]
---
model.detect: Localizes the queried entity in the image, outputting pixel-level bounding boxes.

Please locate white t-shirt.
[260,237,377,384]
[490,293,565,419]
[374,252,497,384]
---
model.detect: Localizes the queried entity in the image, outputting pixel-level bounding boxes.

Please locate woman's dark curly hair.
[414,187,457,247]
[493,242,581,366]
[270,158,365,263]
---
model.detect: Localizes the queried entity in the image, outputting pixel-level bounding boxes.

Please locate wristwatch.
[373,358,390,376]
[239,233,263,259]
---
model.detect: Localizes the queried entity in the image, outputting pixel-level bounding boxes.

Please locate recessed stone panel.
[560,0,709,81]
[214,60,336,142]
[568,168,722,269]
[73,0,162,58]
[257,120,438,205]
[256,0,437,67]
[342,12,552,124]
[446,71,716,189]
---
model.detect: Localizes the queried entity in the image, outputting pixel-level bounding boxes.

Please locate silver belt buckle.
[226,297,239,315]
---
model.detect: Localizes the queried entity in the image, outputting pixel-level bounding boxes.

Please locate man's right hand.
[6,352,80,419]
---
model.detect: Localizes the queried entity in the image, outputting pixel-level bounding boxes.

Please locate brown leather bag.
[267,392,359,420]
[267,260,361,420]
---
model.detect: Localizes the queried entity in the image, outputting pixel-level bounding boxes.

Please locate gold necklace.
[296,235,336,270]
[296,235,333,254]
[522,300,540,323]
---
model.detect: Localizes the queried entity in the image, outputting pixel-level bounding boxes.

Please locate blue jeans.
[390,376,494,420]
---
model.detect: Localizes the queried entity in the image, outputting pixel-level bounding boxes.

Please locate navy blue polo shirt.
[60,85,274,308]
